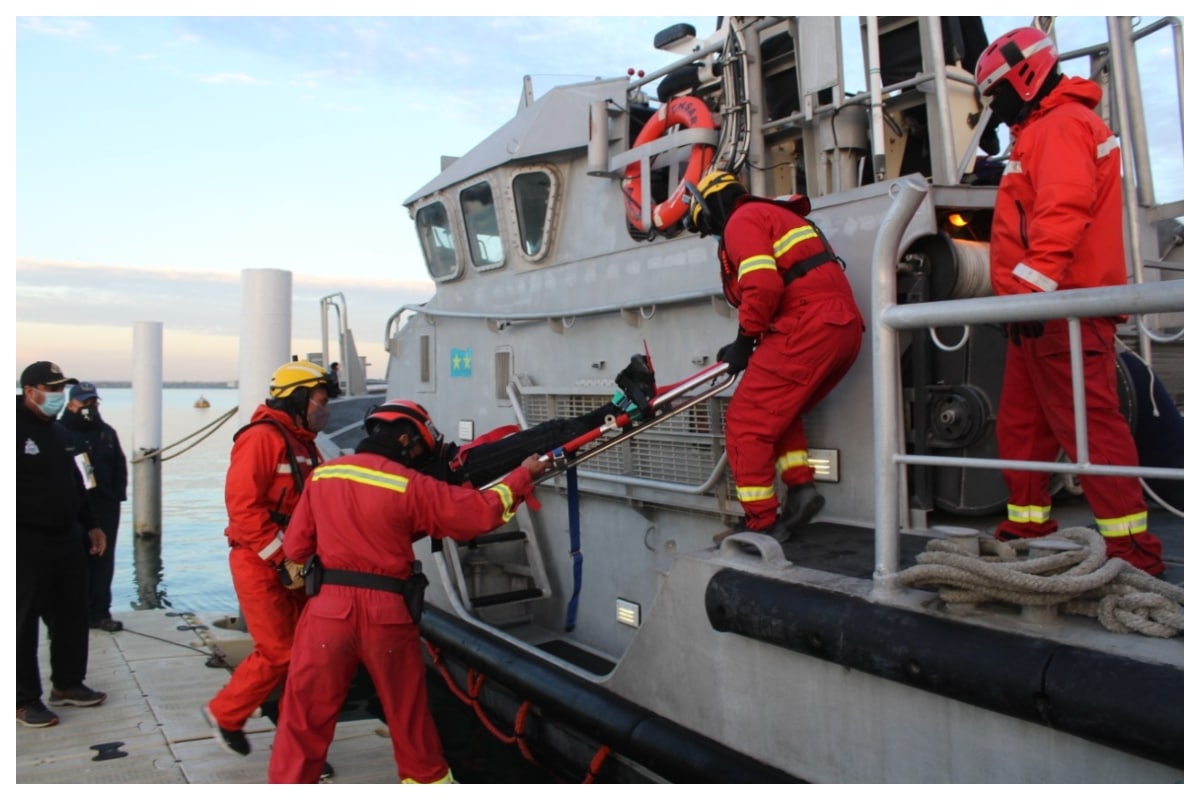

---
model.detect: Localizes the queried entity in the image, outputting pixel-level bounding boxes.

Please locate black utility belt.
[303,556,429,623]
[323,568,410,594]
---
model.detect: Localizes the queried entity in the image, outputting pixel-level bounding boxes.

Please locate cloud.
[15,259,434,382]
[18,17,92,38]
[199,71,269,86]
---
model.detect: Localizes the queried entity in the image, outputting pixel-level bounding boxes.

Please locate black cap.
[20,361,79,388]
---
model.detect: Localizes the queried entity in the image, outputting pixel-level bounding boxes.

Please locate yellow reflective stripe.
[1006,503,1052,524]
[402,769,455,784]
[776,450,809,472]
[736,485,776,503]
[737,255,777,281]
[310,464,410,493]
[773,225,818,259]
[1094,511,1148,538]
[488,483,517,522]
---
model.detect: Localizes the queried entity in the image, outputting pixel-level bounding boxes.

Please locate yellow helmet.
[686,170,746,237]
[269,360,340,400]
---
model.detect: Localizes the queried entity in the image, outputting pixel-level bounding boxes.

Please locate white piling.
[238,269,293,426]
[132,321,163,538]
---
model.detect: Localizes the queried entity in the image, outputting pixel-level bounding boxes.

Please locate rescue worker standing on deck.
[203,360,339,758]
[975,27,1165,575]
[688,171,864,542]
[267,400,550,783]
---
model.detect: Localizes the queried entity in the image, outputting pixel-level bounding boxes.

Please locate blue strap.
[564,458,582,632]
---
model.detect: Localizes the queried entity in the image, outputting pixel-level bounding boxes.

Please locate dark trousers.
[16,546,90,707]
[87,505,122,623]
[458,406,613,487]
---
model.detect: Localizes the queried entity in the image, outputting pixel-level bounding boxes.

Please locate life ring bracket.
[609,127,720,173]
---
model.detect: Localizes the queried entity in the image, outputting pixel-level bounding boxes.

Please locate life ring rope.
[621,96,716,234]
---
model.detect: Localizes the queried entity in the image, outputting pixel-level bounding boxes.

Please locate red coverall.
[267,453,540,784]
[989,76,1164,575]
[720,196,864,530]
[207,404,322,731]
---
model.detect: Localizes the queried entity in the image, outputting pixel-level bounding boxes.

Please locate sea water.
[95,387,559,783]
[100,387,241,614]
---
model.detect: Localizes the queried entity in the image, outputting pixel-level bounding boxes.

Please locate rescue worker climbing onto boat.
[267,399,550,784]
[687,171,865,542]
[975,27,1165,575]
[203,360,339,764]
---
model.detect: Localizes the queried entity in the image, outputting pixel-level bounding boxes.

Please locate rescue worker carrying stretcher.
[267,400,550,784]
[687,170,865,543]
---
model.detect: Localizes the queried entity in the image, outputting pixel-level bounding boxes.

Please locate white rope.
[896,527,1183,638]
[130,405,239,464]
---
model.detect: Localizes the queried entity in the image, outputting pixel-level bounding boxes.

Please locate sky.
[11,10,1189,384]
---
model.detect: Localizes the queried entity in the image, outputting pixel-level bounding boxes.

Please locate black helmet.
[684,170,747,238]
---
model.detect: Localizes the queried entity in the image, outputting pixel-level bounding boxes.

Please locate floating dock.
[16,610,399,784]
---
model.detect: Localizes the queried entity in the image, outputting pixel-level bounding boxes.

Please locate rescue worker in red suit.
[975,27,1165,576]
[267,400,550,783]
[203,361,340,763]
[687,171,864,542]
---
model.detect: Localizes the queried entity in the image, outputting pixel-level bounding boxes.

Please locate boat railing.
[870,178,1185,591]
[391,287,726,333]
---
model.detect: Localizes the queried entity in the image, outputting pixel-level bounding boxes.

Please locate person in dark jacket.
[60,382,129,632]
[16,361,108,728]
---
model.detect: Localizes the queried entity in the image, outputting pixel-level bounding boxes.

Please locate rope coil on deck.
[896,527,1183,638]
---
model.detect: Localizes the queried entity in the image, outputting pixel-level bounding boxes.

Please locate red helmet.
[364,399,443,450]
[975,27,1059,102]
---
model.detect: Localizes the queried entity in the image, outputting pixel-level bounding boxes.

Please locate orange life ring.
[621,96,716,233]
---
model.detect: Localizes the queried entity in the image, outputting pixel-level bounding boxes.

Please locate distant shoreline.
[88,381,238,389]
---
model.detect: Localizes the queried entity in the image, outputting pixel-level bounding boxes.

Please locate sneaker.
[778,483,825,533]
[17,700,60,728]
[90,617,124,632]
[202,705,251,756]
[48,684,106,707]
[320,762,335,781]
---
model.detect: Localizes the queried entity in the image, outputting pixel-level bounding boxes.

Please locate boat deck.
[788,495,1184,586]
[16,610,400,784]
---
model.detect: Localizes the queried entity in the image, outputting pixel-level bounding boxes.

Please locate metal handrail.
[871,179,1185,590]
[394,287,723,326]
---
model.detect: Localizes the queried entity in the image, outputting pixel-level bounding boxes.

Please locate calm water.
[100,387,242,615]
[97,387,559,783]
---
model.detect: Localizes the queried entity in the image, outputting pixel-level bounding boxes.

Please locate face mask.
[36,390,67,417]
[78,405,101,424]
[306,403,331,433]
[987,81,1028,128]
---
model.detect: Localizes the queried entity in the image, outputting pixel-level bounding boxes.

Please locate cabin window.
[415,202,460,280]
[512,170,553,258]
[460,182,505,270]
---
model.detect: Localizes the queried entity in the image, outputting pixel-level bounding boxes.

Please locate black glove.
[1006,321,1044,346]
[716,333,756,375]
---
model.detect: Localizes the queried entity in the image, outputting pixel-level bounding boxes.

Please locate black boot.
[779,483,824,535]
[614,354,657,419]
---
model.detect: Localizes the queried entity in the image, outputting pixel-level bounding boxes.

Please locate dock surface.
[16,609,399,784]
